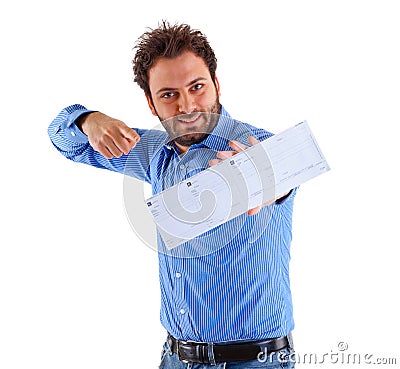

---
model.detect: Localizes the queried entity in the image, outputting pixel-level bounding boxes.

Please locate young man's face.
[146,51,221,152]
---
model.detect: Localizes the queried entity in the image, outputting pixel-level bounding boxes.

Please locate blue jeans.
[158,338,296,369]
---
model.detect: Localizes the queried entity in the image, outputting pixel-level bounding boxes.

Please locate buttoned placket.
[173,260,188,320]
[160,147,192,191]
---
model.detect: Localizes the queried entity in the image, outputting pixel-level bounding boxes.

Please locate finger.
[229,140,248,152]
[217,150,235,160]
[102,136,124,158]
[113,135,136,155]
[116,128,140,154]
[93,141,115,159]
[122,126,141,144]
[247,205,262,216]
[248,136,260,146]
[102,147,115,159]
[247,198,276,215]
[209,159,221,166]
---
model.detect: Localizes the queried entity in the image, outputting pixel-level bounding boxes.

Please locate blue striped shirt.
[48,104,297,342]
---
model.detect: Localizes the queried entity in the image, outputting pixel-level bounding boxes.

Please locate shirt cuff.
[62,108,95,143]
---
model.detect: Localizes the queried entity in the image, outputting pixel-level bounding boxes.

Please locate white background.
[1,0,399,368]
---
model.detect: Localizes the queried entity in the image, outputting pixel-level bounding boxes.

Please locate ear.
[214,75,221,96]
[145,94,157,116]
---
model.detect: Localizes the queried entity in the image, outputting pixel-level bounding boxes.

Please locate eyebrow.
[155,77,208,95]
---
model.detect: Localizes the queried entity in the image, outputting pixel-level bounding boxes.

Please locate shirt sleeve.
[47,104,165,182]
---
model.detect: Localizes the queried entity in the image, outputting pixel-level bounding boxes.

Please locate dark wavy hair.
[132,21,217,98]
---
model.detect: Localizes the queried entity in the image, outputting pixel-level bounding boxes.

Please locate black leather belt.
[169,334,290,364]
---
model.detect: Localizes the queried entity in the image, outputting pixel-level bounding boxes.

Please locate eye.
[191,83,203,91]
[161,91,176,99]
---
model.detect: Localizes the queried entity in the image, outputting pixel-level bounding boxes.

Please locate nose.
[178,92,196,114]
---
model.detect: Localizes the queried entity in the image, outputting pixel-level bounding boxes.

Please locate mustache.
[171,111,206,124]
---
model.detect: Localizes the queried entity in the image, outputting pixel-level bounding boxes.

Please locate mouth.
[175,112,203,125]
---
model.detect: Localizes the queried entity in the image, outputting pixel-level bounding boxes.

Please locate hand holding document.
[146,121,330,249]
[209,136,288,216]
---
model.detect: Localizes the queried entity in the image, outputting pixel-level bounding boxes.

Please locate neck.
[174,141,190,155]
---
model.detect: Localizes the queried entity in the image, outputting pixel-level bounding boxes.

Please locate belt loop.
[207,342,216,365]
[287,332,294,352]
[166,334,173,354]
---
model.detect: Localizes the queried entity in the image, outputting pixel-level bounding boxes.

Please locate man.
[48,21,296,368]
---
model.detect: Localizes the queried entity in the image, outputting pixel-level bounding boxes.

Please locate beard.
[156,94,221,148]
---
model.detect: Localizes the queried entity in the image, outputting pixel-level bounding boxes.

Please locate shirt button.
[179,309,185,315]
[71,131,76,137]
[180,164,185,169]
[175,272,181,278]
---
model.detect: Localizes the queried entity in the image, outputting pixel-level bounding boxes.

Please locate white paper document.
[146,121,330,249]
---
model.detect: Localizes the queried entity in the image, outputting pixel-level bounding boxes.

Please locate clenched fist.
[77,112,140,159]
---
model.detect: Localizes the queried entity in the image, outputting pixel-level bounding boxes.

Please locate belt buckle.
[177,339,190,364]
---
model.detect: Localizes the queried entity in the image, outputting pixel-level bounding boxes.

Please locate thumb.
[123,127,140,142]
